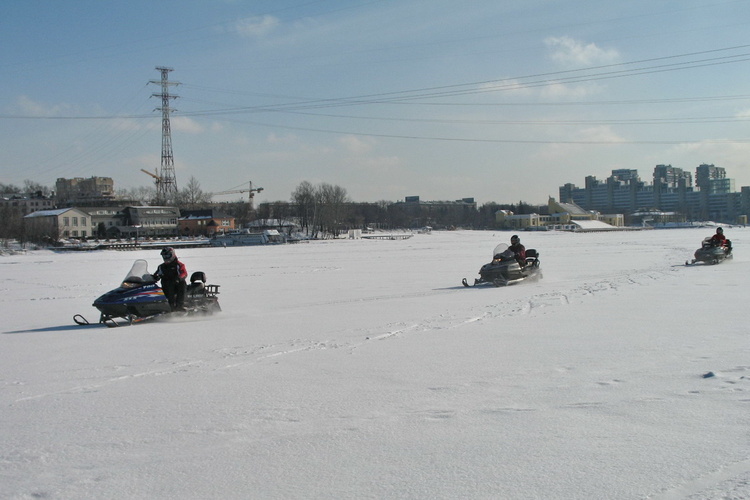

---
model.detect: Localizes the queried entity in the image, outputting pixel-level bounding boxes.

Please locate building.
[560,164,749,223]
[83,206,127,238]
[55,177,115,206]
[121,206,180,238]
[495,210,544,229]
[695,164,732,193]
[22,203,183,240]
[1,192,56,215]
[179,209,235,237]
[654,164,692,189]
[496,198,624,230]
[23,207,93,240]
[395,196,478,228]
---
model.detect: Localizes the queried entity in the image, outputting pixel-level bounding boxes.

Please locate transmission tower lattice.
[149,66,180,205]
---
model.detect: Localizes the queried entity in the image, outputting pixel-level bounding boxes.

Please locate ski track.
[648,457,750,500]
[6,253,750,499]
[8,265,685,404]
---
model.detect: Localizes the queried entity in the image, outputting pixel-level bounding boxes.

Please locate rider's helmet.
[717,227,723,234]
[161,247,176,263]
[510,235,520,245]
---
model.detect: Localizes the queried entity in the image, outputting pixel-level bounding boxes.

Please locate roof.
[572,220,617,231]
[180,209,233,219]
[556,201,590,216]
[23,208,79,218]
[180,215,214,220]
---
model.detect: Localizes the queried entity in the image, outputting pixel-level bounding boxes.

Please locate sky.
[2,228,749,498]
[2,0,750,206]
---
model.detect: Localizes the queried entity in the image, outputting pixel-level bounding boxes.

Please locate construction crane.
[140,168,163,189]
[213,181,264,208]
[141,168,169,204]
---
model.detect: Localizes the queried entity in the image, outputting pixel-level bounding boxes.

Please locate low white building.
[23,207,93,240]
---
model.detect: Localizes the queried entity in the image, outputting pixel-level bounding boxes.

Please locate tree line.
[1,177,545,242]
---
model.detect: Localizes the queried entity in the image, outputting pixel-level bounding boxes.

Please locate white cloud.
[338,135,374,154]
[479,79,533,96]
[545,36,620,67]
[112,118,149,132]
[575,125,626,143]
[530,125,626,163]
[539,81,603,99]
[233,15,279,38]
[124,153,161,171]
[170,116,203,134]
[666,140,750,166]
[265,132,298,144]
[349,155,401,173]
[16,95,74,117]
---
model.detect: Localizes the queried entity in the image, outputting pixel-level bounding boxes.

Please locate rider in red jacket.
[509,234,526,265]
[153,247,188,310]
[709,227,732,253]
[709,227,727,246]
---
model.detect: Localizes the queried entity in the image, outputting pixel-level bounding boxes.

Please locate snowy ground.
[2,228,749,499]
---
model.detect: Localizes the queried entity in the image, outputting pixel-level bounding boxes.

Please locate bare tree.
[316,183,350,238]
[23,180,51,196]
[0,206,24,240]
[116,186,157,204]
[176,176,211,210]
[291,181,316,236]
[0,183,21,194]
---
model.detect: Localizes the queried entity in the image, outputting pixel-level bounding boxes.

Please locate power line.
[4,44,750,121]
[210,115,750,145]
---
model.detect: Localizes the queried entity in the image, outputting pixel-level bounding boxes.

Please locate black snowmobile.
[686,237,732,266]
[462,243,542,287]
[74,259,221,327]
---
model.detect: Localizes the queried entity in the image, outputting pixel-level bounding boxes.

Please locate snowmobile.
[74,259,221,327]
[686,237,732,266]
[462,243,541,287]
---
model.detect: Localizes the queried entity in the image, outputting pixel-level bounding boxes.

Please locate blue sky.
[2,0,750,205]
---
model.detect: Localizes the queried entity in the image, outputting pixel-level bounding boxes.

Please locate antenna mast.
[150,66,180,205]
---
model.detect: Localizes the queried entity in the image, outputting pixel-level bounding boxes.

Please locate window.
[72,217,78,226]
[63,217,70,226]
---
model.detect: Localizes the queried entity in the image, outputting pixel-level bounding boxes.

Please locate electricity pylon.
[149,66,180,205]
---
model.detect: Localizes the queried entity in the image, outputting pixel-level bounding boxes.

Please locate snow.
[2,228,749,499]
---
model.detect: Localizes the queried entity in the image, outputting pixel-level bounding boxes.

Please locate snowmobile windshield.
[492,243,514,260]
[122,259,156,287]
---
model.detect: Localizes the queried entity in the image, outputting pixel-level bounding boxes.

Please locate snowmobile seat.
[186,271,207,296]
[524,249,540,267]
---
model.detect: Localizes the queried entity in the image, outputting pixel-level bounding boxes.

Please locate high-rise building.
[55,177,115,205]
[559,164,747,222]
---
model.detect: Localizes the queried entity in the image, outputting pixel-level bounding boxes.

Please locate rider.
[153,247,188,311]
[509,234,526,266]
[709,227,731,252]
